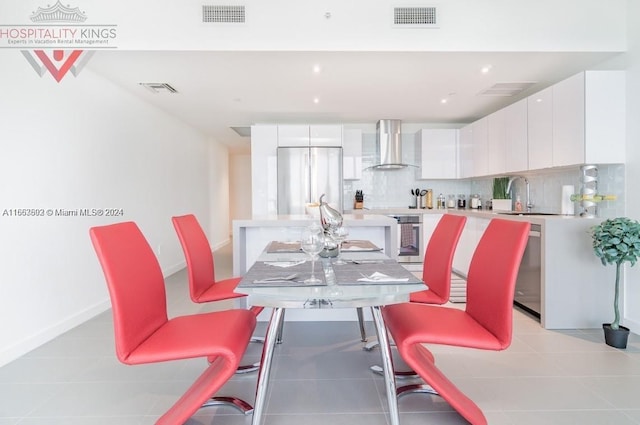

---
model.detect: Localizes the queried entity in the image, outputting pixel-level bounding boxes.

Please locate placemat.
[331,259,424,285]
[266,241,302,253]
[237,260,327,287]
[340,240,382,252]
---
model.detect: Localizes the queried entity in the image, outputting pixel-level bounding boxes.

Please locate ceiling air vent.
[393,6,438,28]
[202,5,245,23]
[479,82,536,97]
[139,83,178,94]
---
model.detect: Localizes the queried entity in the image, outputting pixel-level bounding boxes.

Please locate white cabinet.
[310,125,343,147]
[277,125,310,147]
[503,98,529,173]
[458,124,473,178]
[277,125,343,147]
[487,109,506,175]
[526,70,625,170]
[527,86,553,170]
[552,71,625,167]
[343,128,362,180]
[452,215,490,278]
[250,125,279,216]
[452,216,477,277]
[552,72,585,167]
[417,129,458,179]
[472,118,489,176]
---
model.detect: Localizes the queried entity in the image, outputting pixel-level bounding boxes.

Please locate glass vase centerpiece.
[318,194,342,258]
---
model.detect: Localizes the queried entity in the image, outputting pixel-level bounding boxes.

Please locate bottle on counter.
[426,190,433,209]
[470,194,480,209]
[457,194,466,209]
[515,195,523,212]
[447,194,456,208]
[437,193,446,209]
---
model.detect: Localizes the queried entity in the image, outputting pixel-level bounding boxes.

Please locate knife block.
[354,201,364,209]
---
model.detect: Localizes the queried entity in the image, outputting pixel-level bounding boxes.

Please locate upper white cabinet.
[552,71,625,167]
[343,128,363,180]
[310,125,343,147]
[458,124,473,178]
[527,86,553,170]
[277,125,310,147]
[277,124,343,147]
[472,118,489,176]
[417,129,458,179]
[503,98,529,173]
[487,109,506,175]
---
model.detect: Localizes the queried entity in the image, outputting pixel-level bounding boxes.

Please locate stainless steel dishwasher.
[513,224,541,319]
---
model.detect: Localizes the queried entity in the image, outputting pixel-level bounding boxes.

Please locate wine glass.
[300,226,324,284]
[331,226,349,265]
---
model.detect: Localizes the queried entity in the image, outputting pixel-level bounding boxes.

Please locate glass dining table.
[236,242,426,425]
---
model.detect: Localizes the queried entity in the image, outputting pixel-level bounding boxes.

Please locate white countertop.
[236,214,397,227]
[345,208,592,223]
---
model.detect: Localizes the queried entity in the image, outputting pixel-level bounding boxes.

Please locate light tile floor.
[1,243,640,425]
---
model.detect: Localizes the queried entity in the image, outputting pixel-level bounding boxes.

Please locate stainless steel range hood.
[371,119,408,169]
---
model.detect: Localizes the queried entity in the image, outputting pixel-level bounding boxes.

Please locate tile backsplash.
[343,132,625,218]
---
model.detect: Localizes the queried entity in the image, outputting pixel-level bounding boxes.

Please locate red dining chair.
[90,221,257,425]
[361,213,467,348]
[172,214,267,372]
[382,218,530,425]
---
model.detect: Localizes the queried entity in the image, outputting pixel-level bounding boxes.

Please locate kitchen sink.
[497,212,563,216]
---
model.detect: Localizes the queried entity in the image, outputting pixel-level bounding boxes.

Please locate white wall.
[208,141,231,248]
[623,0,640,331]
[230,154,253,226]
[0,51,215,366]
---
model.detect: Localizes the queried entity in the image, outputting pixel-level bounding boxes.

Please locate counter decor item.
[318,194,342,257]
[492,177,512,211]
[590,217,640,348]
[354,190,364,209]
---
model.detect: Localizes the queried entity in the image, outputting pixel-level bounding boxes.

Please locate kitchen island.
[232,214,397,275]
[347,208,614,329]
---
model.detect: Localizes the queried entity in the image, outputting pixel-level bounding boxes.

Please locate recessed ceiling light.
[313,64,321,73]
[481,65,492,74]
[440,98,448,104]
[313,97,320,104]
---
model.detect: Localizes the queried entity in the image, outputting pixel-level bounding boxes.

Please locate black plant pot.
[603,323,630,349]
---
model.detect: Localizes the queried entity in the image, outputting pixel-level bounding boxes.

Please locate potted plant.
[492,177,512,211]
[590,217,640,348]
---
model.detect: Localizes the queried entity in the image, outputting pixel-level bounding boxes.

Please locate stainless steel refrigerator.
[277,147,343,215]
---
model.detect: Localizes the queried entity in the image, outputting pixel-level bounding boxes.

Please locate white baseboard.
[211,237,231,252]
[162,260,186,277]
[0,299,111,368]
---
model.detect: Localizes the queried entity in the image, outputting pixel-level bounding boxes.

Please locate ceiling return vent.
[479,82,537,97]
[393,6,438,28]
[202,5,246,23]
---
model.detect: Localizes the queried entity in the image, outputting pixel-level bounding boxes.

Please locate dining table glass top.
[235,245,426,308]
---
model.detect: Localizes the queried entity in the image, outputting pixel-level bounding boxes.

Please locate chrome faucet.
[506,176,534,212]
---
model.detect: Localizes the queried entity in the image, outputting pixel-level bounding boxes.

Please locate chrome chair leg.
[235,362,260,374]
[276,309,285,344]
[363,339,380,351]
[370,364,419,379]
[201,396,254,415]
[357,307,367,342]
[397,383,439,397]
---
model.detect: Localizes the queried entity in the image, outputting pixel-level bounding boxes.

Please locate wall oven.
[389,214,423,263]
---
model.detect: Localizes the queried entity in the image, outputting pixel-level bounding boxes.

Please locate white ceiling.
[86,50,621,153]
